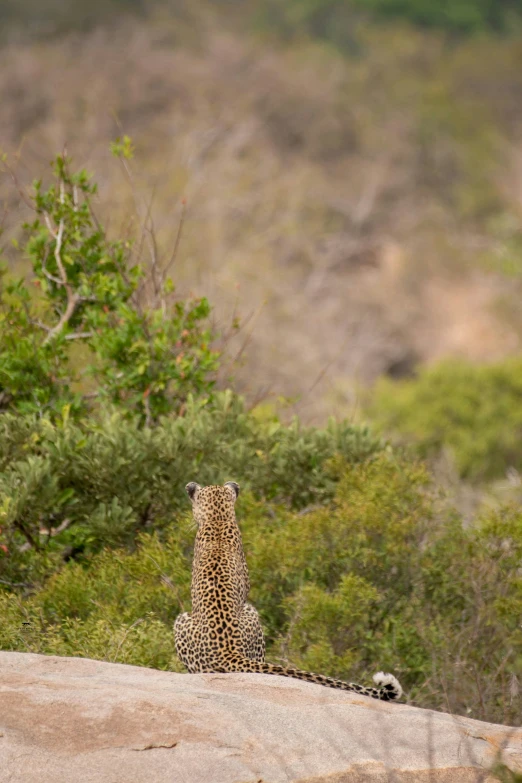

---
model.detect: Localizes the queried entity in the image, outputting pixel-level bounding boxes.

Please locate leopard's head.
[185,481,240,528]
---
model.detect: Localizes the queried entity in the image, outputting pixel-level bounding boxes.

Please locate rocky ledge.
[0,651,520,782]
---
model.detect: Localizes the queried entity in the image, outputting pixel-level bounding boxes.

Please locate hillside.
[1,10,522,420]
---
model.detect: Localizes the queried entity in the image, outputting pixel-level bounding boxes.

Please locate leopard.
[174,481,402,701]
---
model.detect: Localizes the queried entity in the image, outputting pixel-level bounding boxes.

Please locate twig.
[39,518,72,539]
[42,188,84,345]
[246,384,274,411]
[0,578,33,589]
[64,331,94,341]
[222,300,266,374]
[18,518,72,553]
[307,357,338,396]
[143,552,185,611]
[144,393,152,428]
[161,199,186,286]
[0,157,34,210]
[13,521,41,552]
[143,188,160,301]
[110,618,144,663]
[0,200,9,235]
[41,266,62,287]
[43,293,80,345]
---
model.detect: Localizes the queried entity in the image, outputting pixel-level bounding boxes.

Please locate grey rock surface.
[0,651,520,783]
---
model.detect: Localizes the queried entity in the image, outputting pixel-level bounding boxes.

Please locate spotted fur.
[174,482,402,701]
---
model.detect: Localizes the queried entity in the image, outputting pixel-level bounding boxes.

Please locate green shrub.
[367,358,522,481]
[244,456,522,724]
[0,390,381,585]
[0,528,189,670]
[2,455,521,724]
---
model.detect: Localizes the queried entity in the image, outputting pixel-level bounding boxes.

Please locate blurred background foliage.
[2,1,522,416]
[1,0,522,737]
[3,0,522,38]
[368,358,522,482]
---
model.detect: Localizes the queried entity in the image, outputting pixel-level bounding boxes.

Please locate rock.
[0,651,520,783]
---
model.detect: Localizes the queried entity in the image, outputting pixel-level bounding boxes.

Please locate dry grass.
[1,18,522,421]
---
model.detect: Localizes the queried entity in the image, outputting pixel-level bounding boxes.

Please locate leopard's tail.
[224,657,402,701]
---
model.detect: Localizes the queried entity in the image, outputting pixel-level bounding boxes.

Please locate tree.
[0,145,219,423]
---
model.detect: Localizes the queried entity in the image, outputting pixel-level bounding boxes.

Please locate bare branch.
[0,200,9,235]
[43,292,80,345]
[41,264,63,287]
[18,518,73,554]
[39,518,72,549]
[144,392,152,428]
[0,157,34,210]
[64,330,94,341]
[228,300,265,366]
[53,211,67,285]
[43,212,57,239]
[42,184,84,345]
[41,517,72,537]
[13,521,41,552]
[143,188,160,302]
[110,617,145,663]
[0,578,33,589]
[143,552,185,611]
[161,199,186,286]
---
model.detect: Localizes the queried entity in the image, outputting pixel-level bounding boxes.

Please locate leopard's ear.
[224,481,240,500]
[185,482,201,501]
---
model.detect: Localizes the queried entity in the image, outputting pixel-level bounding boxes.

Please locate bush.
[0,390,382,585]
[2,455,521,724]
[0,529,189,670]
[367,358,522,482]
[246,454,522,724]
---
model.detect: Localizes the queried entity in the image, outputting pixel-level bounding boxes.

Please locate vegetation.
[1,1,522,758]
[2,11,522,415]
[0,153,380,580]
[368,358,522,482]
[3,0,522,39]
[1,453,521,725]
[0,0,146,38]
[258,0,522,43]
[0,389,379,586]
[0,149,217,423]
[0,154,520,724]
